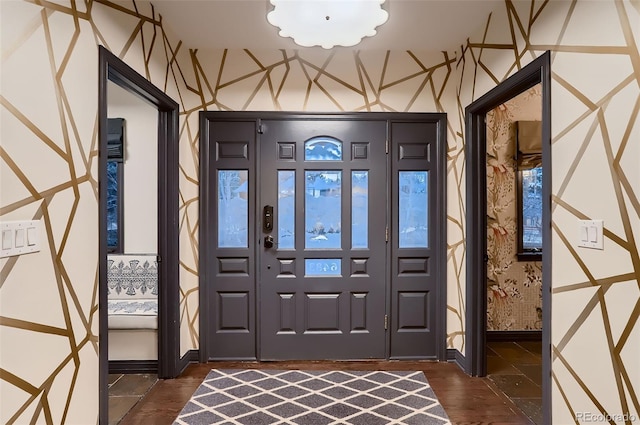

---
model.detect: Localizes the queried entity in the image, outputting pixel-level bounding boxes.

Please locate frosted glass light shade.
[267,0,389,49]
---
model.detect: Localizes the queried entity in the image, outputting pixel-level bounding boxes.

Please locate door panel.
[259,119,387,360]
[205,120,257,360]
[390,121,442,359]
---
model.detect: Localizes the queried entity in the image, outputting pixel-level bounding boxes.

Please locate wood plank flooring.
[119,360,535,425]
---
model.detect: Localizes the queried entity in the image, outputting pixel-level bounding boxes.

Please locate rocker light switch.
[27,227,37,246]
[588,226,598,243]
[15,228,25,248]
[2,230,12,250]
[580,226,588,242]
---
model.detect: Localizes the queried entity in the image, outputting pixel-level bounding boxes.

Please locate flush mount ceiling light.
[267,0,389,49]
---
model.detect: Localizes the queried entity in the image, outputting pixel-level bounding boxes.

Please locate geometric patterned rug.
[173,369,451,425]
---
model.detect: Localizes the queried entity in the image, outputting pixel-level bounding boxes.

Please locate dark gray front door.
[259,119,387,360]
[200,112,446,362]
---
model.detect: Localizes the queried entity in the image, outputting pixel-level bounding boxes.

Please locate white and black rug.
[174,369,451,425]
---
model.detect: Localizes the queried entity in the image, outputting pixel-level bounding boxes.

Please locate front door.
[199,112,446,362]
[259,119,387,360]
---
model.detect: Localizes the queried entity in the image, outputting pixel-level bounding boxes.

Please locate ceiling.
[151,0,502,52]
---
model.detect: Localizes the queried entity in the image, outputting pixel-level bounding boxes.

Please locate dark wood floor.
[119,360,535,425]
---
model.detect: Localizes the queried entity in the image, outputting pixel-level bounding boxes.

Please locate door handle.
[263,205,274,232]
[264,235,274,249]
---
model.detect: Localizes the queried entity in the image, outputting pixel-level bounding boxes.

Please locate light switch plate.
[578,219,604,250]
[0,220,41,258]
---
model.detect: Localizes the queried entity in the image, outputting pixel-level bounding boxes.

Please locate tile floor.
[487,340,543,424]
[108,373,158,425]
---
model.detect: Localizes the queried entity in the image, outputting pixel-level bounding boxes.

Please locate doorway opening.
[98,46,181,424]
[198,112,447,362]
[484,84,544,424]
[465,51,551,425]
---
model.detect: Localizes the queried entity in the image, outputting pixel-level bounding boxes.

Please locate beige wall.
[107,81,158,254]
[0,1,182,423]
[454,0,639,422]
[1,0,638,423]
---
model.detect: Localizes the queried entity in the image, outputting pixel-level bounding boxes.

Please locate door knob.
[264,235,274,248]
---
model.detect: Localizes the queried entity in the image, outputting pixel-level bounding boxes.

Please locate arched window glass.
[304,136,342,161]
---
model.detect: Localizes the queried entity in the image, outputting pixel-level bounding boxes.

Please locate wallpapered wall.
[0,1,465,422]
[1,0,638,423]
[0,2,184,423]
[455,0,639,423]
[178,47,467,353]
[486,86,543,331]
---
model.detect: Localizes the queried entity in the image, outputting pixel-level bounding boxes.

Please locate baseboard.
[446,349,466,371]
[109,360,158,374]
[486,330,542,341]
[177,350,199,375]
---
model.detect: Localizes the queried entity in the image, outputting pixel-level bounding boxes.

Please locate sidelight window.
[399,171,428,248]
[218,170,249,248]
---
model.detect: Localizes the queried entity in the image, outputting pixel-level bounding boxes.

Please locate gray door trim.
[98,46,181,425]
[199,111,447,362]
[464,51,551,425]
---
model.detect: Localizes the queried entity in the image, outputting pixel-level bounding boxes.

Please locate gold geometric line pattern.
[552,196,630,250]
[0,145,41,202]
[458,0,639,421]
[0,96,67,159]
[552,272,637,294]
[553,346,613,420]
[0,317,69,336]
[599,108,640,272]
[2,0,639,422]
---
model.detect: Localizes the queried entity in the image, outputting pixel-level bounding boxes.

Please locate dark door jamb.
[98,46,181,425]
[464,51,551,425]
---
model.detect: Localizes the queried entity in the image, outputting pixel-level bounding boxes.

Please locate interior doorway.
[483,84,544,424]
[465,52,551,425]
[199,112,448,362]
[98,46,181,424]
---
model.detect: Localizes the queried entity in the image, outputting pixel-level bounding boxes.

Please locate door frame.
[199,111,447,362]
[98,46,181,424]
[464,51,551,424]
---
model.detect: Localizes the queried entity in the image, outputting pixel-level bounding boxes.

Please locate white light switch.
[27,227,37,246]
[588,226,598,243]
[580,226,588,242]
[15,228,25,248]
[2,230,12,250]
[578,219,604,250]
